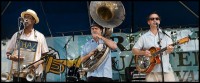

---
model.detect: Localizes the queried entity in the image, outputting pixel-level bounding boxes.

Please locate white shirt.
[6,28,49,75]
[133,29,173,72]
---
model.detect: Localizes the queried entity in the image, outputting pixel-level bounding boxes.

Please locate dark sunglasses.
[149,17,160,21]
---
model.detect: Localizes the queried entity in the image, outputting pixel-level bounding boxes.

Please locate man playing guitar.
[132,12,176,82]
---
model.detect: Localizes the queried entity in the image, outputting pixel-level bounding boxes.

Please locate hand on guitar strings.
[144,50,151,57]
[166,45,174,53]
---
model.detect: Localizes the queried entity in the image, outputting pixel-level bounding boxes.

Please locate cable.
[178,1,199,18]
[40,1,53,37]
[1,1,11,16]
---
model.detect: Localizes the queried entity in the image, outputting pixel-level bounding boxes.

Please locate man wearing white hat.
[6,9,49,82]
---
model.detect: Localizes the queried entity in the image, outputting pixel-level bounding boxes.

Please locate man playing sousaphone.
[6,9,49,82]
[79,1,125,82]
[80,22,117,82]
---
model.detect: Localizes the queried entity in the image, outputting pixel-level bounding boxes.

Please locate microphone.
[19,17,24,23]
[156,22,158,25]
[18,17,28,26]
[23,19,28,26]
[24,19,28,23]
[156,22,171,39]
[156,22,159,27]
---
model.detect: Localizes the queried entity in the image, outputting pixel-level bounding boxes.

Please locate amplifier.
[125,67,146,82]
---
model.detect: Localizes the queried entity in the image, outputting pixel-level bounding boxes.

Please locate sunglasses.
[149,17,160,21]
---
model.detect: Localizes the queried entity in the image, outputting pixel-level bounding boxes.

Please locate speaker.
[125,67,146,82]
[125,67,135,82]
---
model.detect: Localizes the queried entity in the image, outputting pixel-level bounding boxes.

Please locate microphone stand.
[161,30,172,41]
[16,17,23,82]
[157,24,164,82]
[63,36,72,82]
[41,57,47,82]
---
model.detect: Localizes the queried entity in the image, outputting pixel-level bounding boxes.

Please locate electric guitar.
[134,36,190,73]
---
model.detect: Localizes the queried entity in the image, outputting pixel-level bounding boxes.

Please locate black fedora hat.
[90,22,103,30]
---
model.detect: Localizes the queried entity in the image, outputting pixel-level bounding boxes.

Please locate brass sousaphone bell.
[90,1,125,29]
[81,1,125,72]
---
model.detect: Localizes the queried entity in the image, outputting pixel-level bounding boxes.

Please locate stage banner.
[1,28,199,82]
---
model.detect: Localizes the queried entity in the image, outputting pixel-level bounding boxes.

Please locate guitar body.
[135,47,161,73]
[149,47,161,64]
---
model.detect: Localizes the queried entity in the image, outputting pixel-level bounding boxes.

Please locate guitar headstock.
[177,36,190,44]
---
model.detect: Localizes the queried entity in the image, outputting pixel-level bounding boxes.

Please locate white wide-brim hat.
[21,9,39,24]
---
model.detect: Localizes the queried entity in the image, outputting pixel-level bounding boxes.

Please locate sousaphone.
[82,1,125,72]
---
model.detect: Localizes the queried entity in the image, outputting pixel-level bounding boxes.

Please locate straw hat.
[21,9,39,24]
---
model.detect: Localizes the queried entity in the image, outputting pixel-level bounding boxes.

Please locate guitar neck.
[153,42,178,56]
